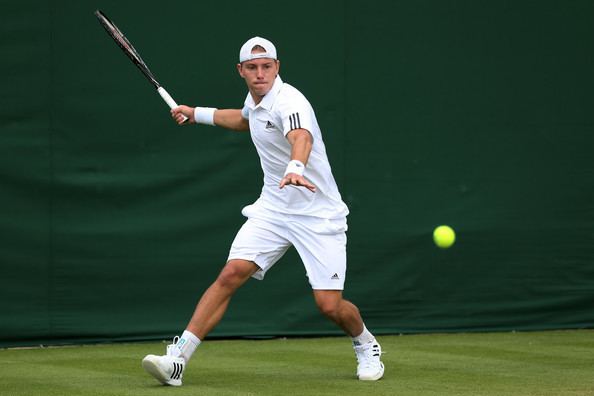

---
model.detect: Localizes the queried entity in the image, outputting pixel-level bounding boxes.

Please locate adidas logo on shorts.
[331,273,340,280]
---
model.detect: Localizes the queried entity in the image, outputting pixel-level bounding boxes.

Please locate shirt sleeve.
[279,96,314,137]
[241,105,250,120]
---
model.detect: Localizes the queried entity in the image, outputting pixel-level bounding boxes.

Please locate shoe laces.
[166,336,180,356]
[354,342,383,367]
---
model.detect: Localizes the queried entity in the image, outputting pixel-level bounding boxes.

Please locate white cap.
[239,36,277,63]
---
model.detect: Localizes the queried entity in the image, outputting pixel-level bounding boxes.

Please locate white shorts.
[227,204,348,290]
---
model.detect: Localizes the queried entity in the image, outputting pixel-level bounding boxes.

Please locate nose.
[256,66,265,79]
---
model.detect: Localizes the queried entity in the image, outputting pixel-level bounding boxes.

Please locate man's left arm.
[279,128,316,192]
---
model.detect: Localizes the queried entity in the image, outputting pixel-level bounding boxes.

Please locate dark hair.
[251,45,267,53]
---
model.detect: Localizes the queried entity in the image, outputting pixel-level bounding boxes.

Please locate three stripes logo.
[289,112,301,130]
[331,273,340,280]
[170,362,183,380]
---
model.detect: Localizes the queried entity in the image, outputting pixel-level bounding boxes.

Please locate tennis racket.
[94,10,188,123]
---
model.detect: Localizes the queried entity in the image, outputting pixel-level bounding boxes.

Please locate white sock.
[352,325,375,346]
[172,330,201,363]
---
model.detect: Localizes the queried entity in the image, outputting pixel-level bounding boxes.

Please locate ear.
[237,63,244,78]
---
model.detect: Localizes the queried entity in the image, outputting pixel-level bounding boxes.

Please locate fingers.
[170,106,182,116]
[279,174,317,193]
[175,113,187,125]
[170,106,194,125]
[170,107,183,124]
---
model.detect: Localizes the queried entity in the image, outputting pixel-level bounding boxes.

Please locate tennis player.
[142,36,384,386]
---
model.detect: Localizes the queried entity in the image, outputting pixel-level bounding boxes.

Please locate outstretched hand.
[171,106,195,125]
[279,173,316,193]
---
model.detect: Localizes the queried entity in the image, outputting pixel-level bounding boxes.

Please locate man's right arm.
[214,109,250,131]
[171,106,249,132]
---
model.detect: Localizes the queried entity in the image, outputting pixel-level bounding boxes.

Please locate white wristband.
[194,107,217,125]
[284,160,305,176]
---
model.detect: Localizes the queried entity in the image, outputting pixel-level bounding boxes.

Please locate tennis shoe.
[142,337,185,386]
[353,339,384,381]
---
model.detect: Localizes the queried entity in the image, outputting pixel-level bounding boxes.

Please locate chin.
[254,87,271,96]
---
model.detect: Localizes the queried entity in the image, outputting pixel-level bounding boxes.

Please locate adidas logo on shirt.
[265,121,275,129]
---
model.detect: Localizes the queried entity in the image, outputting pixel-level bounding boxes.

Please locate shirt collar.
[244,75,283,111]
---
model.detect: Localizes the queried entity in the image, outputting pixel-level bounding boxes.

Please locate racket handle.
[157,86,189,123]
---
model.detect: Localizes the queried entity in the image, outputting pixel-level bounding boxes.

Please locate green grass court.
[2,330,593,396]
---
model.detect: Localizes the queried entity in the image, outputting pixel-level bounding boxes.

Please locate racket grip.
[157,86,189,123]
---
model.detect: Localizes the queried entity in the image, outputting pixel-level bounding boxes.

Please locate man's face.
[237,58,280,100]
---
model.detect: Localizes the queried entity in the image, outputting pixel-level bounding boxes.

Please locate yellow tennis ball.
[433,225,456,248]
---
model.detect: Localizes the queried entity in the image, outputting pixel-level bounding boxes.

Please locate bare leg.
[313,290,365,337]
[186,259,259,339]
[141,260,259,386]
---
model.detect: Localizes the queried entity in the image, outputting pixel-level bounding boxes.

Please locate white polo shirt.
[241,76,349,219]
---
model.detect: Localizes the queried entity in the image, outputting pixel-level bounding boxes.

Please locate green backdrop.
[1,0,593,347]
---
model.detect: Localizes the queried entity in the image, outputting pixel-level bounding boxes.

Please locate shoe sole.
[142,355,182,387]
[358,363,385,381]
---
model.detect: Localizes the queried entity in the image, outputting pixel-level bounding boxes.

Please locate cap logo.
[247,52,273,61]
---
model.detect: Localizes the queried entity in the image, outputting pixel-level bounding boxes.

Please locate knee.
[316,297,342,319]
[216,260,256,290]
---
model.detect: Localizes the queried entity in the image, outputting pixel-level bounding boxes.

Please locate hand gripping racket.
[94,10,188,123]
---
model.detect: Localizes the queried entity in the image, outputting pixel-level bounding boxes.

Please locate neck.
[250,91,265,104]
